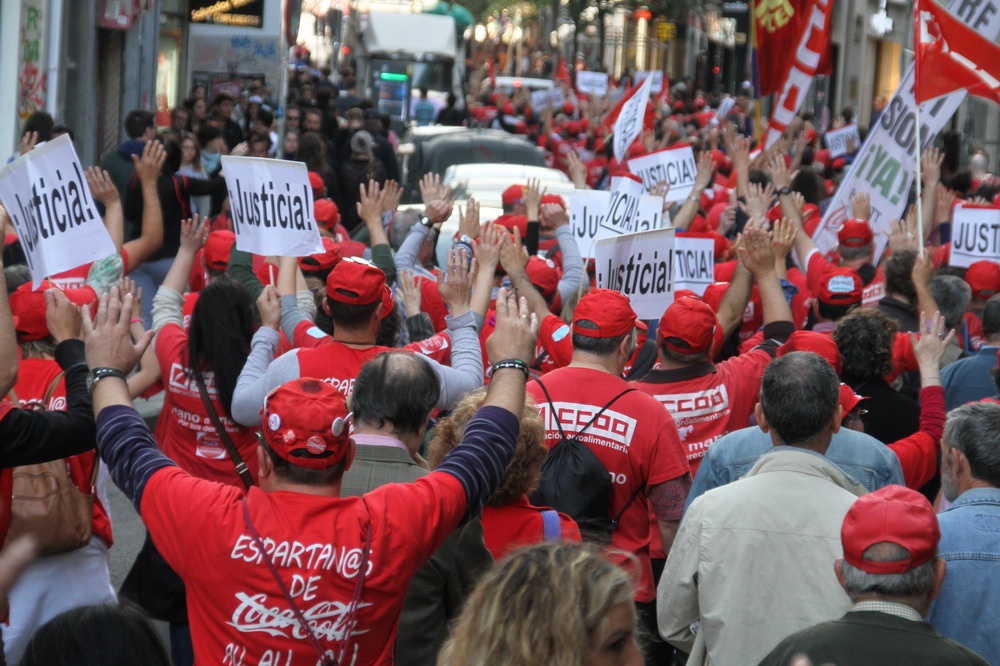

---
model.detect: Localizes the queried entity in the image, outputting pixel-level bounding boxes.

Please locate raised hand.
[85,168,120,207]
[458,197,481,238]
[256,284,282,331]
[179,214,209,253]
[486,288,538,367]
[437,247,476,316]
[45,289,83,344]
[82,288,154,375]
[473,221,505,272]
[396,269,423,315]
[737,226,777,278]
[132,140,166,185]
[850,191,871,221]
[356,180,385,226]
[381,180,402,214]
[738,182,776,221]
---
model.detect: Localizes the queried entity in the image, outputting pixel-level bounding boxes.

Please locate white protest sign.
[530,87,564,111]
[950,205,1000,269]
[576,71,609,97]
[613,75,654,163]
[673,235,715,296]
[811,0,1000,261]
[635,70,664,93]
[222,156,323,257]
[0,134,116,287]
[596,227,675,319]
[824,123,860,158]
[602,174,645,234]
[572,188,666,258]
[570,189,612,258]
[712,96,736,125]
[627,144,698,203]
[595,227,713,319]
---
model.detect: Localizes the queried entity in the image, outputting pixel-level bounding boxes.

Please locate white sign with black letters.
[222,155,324,257]
[530,88,565,111]
[635,70,664,93]
[627,145,698,203]
[950,204,1000,269]
[595,228,713,318]
[613,75,654,163]
[0,134,115,286]
[824,123,860,158]
[576,71,609,97]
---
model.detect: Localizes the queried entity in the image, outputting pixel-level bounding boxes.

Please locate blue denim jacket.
[686,426,904,511]
[929,487,1000,664]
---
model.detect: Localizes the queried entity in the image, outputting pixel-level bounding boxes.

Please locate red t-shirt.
[527,367,689,602]
[630,350,774,476]
[291,321,453,365]
[154,323,259,487]
[3,359,112,545]
[480,497,582,561]
[141,466,466,665]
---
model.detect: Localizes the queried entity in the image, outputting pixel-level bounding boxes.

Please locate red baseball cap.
[204,230,236,271]
[841,485,940,575]
[9,281,97,341]
[261,378,353,470]
[838,218,874,248]
[817,267,863,306]
[526,256,560,297]
[308,171,325,197]
[494,214,528,237]
[572,289,647,338]
[540,193,566,210]
[502,185,525,205]
[839,383,868,414]
[965,260,1000,300]
[298,237,342,273]
[658,296,722,355]
[325,257,386,305]
[779,330,843,375]
[314,198,340,230]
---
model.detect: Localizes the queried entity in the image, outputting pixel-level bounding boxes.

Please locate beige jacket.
[658,446,868,666]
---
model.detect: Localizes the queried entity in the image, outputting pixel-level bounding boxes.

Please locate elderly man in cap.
[760,485,989,665]
[658,351,867,666]
[523,288,691,662]
[928,401,1000,663]
[83,286,538,666]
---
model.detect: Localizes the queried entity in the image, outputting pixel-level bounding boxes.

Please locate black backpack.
[529,380,642,545]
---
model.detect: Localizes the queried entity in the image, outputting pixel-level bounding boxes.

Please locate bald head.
[351,351,441,436]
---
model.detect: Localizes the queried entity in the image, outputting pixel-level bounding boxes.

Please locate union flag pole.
[914,0,925,253]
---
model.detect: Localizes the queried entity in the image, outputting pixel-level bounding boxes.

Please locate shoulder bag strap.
[242,498,337,666]
[540,509,562,541]
[5,387,17,406]
[534,379,569,444]
[193,369,253,490]
[610,483,645,529]
[42,371,64,406]
[573,388,636,442]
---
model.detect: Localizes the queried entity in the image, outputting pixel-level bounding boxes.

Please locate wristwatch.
[419,215,435,229]
[86,367,127,393]
[777,186,792,196]
[455,234,474,246]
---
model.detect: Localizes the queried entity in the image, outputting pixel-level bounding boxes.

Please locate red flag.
[556,56,571,85]
[754,0,811,96]
[915,0,1000,104]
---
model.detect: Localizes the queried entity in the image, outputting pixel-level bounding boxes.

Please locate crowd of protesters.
[0,56,997,666]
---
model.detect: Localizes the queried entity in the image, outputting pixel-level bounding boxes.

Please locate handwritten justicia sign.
[0,134,115,286]
[612,75,654,163]
[222,156,324,257]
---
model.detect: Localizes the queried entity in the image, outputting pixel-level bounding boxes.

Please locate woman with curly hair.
[833,308,920,444]
[427,388,581,560]
[437,542,643,666]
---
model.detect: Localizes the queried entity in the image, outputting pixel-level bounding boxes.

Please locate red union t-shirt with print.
[527,367,689,602]
[154,323,259,486]
[141,466,467,666]
[630,351,773,476]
